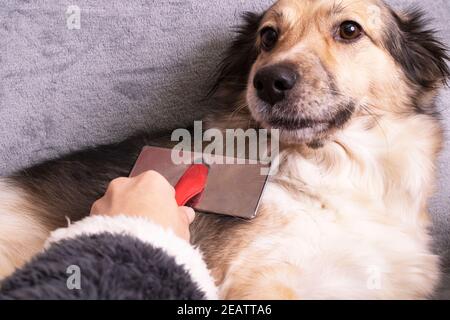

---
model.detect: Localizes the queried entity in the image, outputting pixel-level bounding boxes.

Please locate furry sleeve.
[0,215,217,300]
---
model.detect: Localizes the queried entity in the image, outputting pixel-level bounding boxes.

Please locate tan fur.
[0,179,49,279]
[193,0,445,299]
[198,113,442,299]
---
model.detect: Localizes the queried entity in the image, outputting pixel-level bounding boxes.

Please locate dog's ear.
[209,12,263,102]
[386,8,449,89]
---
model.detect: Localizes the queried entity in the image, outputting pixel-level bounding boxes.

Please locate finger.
[184,230,191,243]
[180,206,196,224]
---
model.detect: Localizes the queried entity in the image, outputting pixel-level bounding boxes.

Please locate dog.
[0,0,449,299]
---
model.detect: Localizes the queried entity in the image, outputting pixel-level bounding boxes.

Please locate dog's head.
[213,0,449,144]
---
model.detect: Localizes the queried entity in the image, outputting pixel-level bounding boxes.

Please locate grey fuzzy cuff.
[0,233,207,300]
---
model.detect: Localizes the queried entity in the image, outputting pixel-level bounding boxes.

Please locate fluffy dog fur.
[0,0,449,299]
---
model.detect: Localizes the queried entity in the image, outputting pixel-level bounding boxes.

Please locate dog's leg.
[0,179,50,279]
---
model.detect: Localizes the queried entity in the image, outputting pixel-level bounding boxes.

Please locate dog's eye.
[260,27,278,51]
[338,21,363,41]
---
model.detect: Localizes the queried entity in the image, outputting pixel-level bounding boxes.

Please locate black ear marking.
[386,8,450,89]
[209,12,263,100]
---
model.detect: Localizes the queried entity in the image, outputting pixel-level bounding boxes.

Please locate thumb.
[179,206,196,224]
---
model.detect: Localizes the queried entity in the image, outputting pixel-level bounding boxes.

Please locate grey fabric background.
[0,0,449,298]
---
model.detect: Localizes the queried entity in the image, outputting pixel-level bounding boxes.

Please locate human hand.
[90,171,195,242]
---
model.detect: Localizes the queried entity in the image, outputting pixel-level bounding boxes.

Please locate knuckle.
[137,171,174,194]
[142,170,161,180]
[108,177,127,189]
[142,170,169,186]
[91,200,100,213]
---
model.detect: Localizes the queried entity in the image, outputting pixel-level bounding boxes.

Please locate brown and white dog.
[0,0,449,299]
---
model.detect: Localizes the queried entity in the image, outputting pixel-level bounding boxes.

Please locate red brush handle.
[174,164,209,207]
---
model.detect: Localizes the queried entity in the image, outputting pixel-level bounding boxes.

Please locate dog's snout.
[253,65,298,105]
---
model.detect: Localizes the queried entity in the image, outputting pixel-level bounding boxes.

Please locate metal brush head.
[130,146,270,219]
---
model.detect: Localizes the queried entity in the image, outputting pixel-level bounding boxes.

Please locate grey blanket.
[0,0,449,298]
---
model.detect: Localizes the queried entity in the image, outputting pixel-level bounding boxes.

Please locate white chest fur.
[219,115,442,299]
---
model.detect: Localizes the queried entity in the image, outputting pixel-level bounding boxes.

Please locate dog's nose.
[253,65,298,105]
